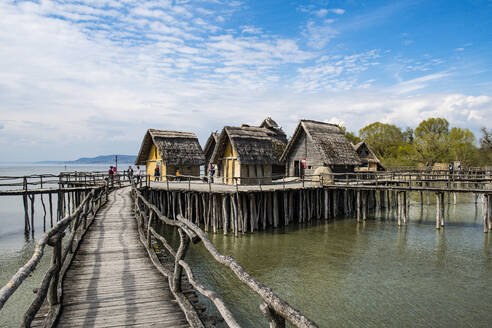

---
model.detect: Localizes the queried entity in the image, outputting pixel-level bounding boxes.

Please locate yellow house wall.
[222,140,239,184]
[146,144,166,181]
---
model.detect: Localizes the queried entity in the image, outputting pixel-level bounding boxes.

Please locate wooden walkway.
[56,187,188,328]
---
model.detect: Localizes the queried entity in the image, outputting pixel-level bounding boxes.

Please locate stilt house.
[353,141,385,171]
[135,129,205,181]
[203,132,219,176]
[280,120,361,178]
[211,122,287,184]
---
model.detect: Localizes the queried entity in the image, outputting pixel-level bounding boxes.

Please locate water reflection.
[159,199,492,328]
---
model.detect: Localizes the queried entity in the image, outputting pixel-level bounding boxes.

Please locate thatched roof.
[260,117,279,129]
[353,141,385,168]
[280,120,361,166]
[204,132,219,162]
[135,129,205,166]
[211,125,287,165]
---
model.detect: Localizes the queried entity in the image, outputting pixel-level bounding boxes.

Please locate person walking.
[209,163,215,183]
[154,166,160,181]
[176,168,181,181]
[136,166,141,183]
[108,166,114,186]
[127,165,134,183]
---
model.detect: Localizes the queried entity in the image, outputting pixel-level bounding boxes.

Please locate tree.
[339,126,361,144]
[414,118,450,165]
[448,127,476,165]
[480,127,492,150]
[479,127,492,165]
[359,122,404,160]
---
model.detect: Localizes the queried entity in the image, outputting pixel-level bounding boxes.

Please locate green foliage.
[339,126,362,144]
[413,118,450,165]
[359,122,404,160]
[352,118,490,167]
[448,127,475,165]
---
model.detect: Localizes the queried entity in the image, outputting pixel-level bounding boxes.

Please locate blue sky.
[0,0,491,161]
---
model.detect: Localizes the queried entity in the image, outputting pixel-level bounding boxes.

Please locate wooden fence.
[132,181,319,328]
[0,183,110,327]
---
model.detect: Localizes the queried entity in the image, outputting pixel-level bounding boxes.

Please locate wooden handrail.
[131,181,319,328]
[0,183,110,327]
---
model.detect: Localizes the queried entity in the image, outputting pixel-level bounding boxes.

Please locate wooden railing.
[131,181,319,328]
[0,183,110,327]
[140,169,492,193]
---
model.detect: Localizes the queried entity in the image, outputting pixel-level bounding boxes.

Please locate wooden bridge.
[54,187,188,328]
[0,175,318,328]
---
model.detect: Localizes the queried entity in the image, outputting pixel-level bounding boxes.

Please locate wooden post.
[440,192,445,227]
[49,192,53,228]
[324,189,329,220]
[488,194,491,231]
[483,194,488,233]
[173,229,190,292]
[362,191,367,221]
[397,192,401,226]
[222,195,229,234]
[356,190,361,222]
[283,191,289,226]
[403,192,407,224]
[273,192,279,228]
[436,193,440,230]
[47,233,62,306]
[30,194,35,236]
[260,302,285,328]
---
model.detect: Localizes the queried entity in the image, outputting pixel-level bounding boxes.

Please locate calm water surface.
[1,166,492,327]
[0,165,110,327]
[163,195,492,328]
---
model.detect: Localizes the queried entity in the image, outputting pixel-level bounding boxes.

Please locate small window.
[308,166,312,169]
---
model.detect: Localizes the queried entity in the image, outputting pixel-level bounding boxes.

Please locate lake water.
[0,165,114,328]
[1,166,492,327]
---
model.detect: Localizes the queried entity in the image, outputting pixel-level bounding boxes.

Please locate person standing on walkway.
[127,165,134,182]
[108,166,114,186]
[136,166,141,183]
[209,163,215,183]
[154,166,160,181]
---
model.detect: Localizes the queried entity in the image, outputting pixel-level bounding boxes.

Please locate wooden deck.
[55,187,188,328]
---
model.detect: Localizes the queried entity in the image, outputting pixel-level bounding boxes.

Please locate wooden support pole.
[440,193,445,227]
[273,192,279,228]
[283,191,288,226]
[356,190,361,222]
[173,229,190,292]
[237,193,243,233]
[362,191,367,221]
[397,192,401,226]
[47,233,62,306]
[260,302,286,328]
[49,192,53,228]
[242,193,249,233]
[403,192,407,224]
[483,194,488,233]
[488,194,491,232]
[436,193,440,230]
[30,194,35,236]
[212,193,217,233]
[223,195,229,235]
[324,189,329,221]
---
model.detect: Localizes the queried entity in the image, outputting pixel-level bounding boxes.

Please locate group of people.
[108,165,141,183]
[152,166,182,181]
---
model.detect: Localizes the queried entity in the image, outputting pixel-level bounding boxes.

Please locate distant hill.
[36,155,136,165]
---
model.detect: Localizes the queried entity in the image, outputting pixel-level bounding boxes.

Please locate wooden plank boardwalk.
[55,187,188,328]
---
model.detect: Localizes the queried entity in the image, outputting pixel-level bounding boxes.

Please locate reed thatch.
[135,129,205,166]
[280,120,361,166]
[204,132,219,166]
[211,123,287,165]
[353,141,385,170]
